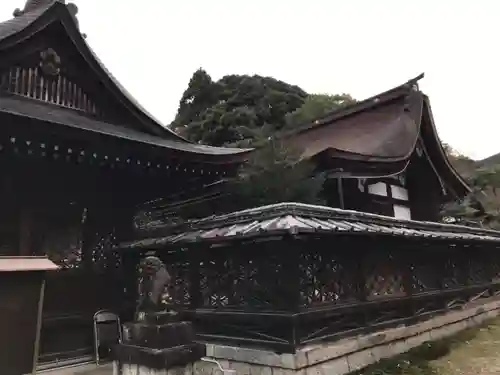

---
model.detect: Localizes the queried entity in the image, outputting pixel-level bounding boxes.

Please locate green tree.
[440,143,500,228]
[171,68,218,139]
[441,167,500,227]
[284,93,356,129]
[171,70,310,146]
[229,139,326,208]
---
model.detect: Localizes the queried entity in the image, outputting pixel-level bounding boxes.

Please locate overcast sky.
[1,1,498,159]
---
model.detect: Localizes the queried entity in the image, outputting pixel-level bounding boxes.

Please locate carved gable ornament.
[0,47,102,116]
[39,48,61,77]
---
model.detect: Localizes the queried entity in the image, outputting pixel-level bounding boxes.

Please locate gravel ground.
[431,322,500,375]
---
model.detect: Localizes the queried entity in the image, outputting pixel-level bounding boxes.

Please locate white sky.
[0,1,498,160]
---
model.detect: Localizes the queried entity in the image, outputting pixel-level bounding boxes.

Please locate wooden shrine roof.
[0,1,172,138]
[0,2,471,189]
[120,202,500,249]
[283,74,427,161]
[0,95,250,158]
[280,74,470,197]
[0,1,253,161]
[0,2,50,40]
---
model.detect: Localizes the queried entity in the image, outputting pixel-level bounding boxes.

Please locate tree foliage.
[171,69,356,147]
[441,145,500,228]
[229,140,326,208]
[169,69,356,210]
[171,69,308,146]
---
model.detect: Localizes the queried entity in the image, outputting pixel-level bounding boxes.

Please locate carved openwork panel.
[0,48,102,115]
[41,204,85,269]
[441,257,462,289]
[466,254,490,285]
[411,250,441,293]
[364,250,405,299]
[199,256,234,307]
[490,253,500,282]
[199,247,288,309]
[298,250,351,307]
[156,250,190,306]
[41,210,120,271]
[90,228,121,272]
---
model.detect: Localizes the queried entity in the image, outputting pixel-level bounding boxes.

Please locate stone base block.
[113,362,194,375]
[113,342,206,371]
[195,297,500,375]
[122,321,196,349]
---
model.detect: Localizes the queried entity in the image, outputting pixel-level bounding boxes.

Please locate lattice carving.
[299,251,350,307]
[199,258,233,307]
[365,252,405,299]
[490,255,500,282]
[199,249,288,309]
[441,258,461,289]
[466,256,490,285]
[90,228,121,272]
[411,252,441,292]
[0,49,102,115]
[159,254,190,307]
[41,205,85,269]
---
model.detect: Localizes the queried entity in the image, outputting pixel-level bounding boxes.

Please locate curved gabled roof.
[0,94,251,160]
[282,74,471,197]
[0,1,188,140]
[0,0,252,162]
[121,202,500,249]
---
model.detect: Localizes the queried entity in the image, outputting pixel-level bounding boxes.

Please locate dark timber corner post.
[112,253,206,375]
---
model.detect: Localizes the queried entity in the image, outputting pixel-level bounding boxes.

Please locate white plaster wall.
[367,182,387,196]
[390,185,409,201]
[394,204,411,220]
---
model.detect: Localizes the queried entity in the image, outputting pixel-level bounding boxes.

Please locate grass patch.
[350,318,500,375]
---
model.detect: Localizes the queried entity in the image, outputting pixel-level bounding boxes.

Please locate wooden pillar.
[337,177,345,209]
[402,240,416,297]
[283,237,301,312]
[80,204,97,268]
[0,173,19,256]
[458,243,470,288]
[354,237,369,302]
[18,205,34,256]
[281,237,301,349]
[188,244,202,309]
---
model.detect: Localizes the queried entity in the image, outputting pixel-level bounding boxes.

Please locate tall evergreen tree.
[170,71,308,146]
[171,68,217,138]
[230,139,326,208]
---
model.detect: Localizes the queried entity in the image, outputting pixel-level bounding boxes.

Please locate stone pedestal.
[113,312,206,375]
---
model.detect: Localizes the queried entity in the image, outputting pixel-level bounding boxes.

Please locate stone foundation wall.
[193,297,500,375]
[114,362,194,375]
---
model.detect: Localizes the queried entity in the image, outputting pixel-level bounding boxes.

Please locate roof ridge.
[13,0,59,17]
[141,202,500,238]
[123,201,500,250]
[0,2,195,141]
[279,73,425,139]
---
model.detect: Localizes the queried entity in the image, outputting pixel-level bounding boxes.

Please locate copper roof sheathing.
[120,202,500,249]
